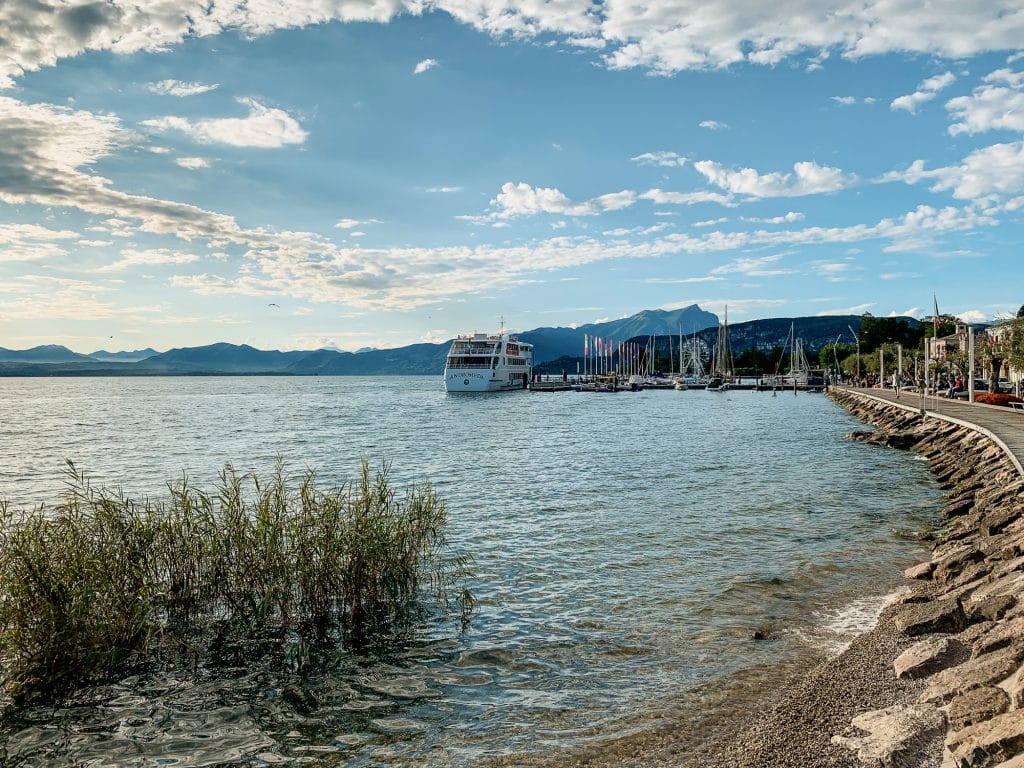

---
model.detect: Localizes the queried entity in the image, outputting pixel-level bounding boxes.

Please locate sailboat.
[706,307,733,391]
[769,323,826,390]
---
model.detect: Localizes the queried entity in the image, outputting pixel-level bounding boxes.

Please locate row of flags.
[583,334,646,360]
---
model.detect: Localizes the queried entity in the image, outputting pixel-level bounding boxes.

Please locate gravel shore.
[686,603,943,768]
[482,599,940,768]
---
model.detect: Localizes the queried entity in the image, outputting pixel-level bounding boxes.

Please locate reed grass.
[0,460,471,700]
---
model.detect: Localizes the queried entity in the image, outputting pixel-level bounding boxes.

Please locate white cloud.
[148,80,219,97]
[958,309,989,323]
[645,275,722,283]
[694,217,729,227]
[142,97,307,148]
[480,181,638,220]
[1,0,1023,92]
[426,185,461,193]
[631,151,687,167]
[887,142,1024,200]
[97,248,201,272]
[694,160,850,198]
[640,188,735,206]
[0,95,1003,314]
[888,307,923,318]
[831,96,857,105]
[744,211,805,224]
[947,72,1024,135]
[413,58,438,74]
[0,275,117,320]
[710,254,791,277]
[175,156,210,170]
[602,223,671,237]
[891,71,956,113]
[879,271,922,279]
[816,303,875,316]
[698,120,728,130]
[334,217,382,229]
[812,259,861,282]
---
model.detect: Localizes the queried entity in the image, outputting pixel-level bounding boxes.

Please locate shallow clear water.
[0,376,943,766]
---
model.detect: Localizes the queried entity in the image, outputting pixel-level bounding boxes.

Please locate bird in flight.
[268,303,280,308]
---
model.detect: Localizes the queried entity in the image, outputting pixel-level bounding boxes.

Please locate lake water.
[0,376,943,767]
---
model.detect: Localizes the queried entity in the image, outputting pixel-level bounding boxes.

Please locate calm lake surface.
[0,376,943,767]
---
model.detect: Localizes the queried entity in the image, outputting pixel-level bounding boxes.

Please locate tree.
[1008,318,1024,377]
[976,331,1012,383]
[858,313,925,351]
[1017,305,1024,319]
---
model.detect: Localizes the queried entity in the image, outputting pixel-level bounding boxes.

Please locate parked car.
[974,378,990,392]
[997,378,1013,393]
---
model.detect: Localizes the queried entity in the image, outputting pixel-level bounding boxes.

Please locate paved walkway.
[838,386,1024,477]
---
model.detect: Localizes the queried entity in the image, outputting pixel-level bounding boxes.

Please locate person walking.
[892,371,901,399]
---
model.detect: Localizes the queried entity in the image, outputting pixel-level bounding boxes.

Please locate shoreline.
[490,388,1024,767]
[685,388,1024,768]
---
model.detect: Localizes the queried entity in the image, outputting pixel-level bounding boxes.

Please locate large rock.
[895,598,968,636]
[920,644,1024,705]
[973,620,1024,658]
[935,548,987,586]
[948,686,1011,731]
[893,637,967,680]
[831,705,946,767]
[904,560,936,580]
[947,709,1024,767]
[969,596,1018,624]
[971,573,1024,603]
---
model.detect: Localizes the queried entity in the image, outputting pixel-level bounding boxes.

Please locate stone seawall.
[830,388,1024,768]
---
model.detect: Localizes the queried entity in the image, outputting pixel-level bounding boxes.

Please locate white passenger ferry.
[444,331,533,392]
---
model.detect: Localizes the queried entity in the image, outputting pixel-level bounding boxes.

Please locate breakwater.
[829,388,1024,767]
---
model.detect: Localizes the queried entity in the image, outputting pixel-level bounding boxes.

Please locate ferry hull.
[444,370,525,392]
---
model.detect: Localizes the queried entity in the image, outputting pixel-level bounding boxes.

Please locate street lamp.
[848,325,860,384]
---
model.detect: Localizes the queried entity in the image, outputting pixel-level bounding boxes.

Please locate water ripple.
[0,376,944,766]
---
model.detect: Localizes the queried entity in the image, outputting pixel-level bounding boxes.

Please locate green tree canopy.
[858,313,925,352]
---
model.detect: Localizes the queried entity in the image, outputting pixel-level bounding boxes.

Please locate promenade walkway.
[839,386,1024,477]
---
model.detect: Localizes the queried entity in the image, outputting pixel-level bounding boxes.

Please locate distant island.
[0,305,896,377]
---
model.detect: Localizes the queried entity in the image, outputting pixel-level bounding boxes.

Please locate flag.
[933,294,940,335]
[584,333,588,356]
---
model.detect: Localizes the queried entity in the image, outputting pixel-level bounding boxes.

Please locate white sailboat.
[706,307,733,391]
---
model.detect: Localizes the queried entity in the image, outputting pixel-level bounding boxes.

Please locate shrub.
[0,460,471,700]
[975,393,1024,407]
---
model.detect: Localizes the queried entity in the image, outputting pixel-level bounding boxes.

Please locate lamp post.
[848,325,860,385]
[968,326,975,403]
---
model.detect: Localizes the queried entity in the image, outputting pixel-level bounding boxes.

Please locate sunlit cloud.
[142,98,307,148]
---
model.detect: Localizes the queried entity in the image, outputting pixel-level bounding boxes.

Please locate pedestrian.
[892,371,901,398]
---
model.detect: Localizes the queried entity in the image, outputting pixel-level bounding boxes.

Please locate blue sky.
[2,2,1023,353]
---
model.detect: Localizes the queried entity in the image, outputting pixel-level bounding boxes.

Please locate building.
[927,322,970,362]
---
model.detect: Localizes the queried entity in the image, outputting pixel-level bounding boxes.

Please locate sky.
[2,1,1024,354]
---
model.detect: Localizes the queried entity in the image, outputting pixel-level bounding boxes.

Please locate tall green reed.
[0,459,471,701]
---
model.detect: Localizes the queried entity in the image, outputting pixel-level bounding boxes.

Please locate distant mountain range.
[0,346,158,364]
[0,306,903,377]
